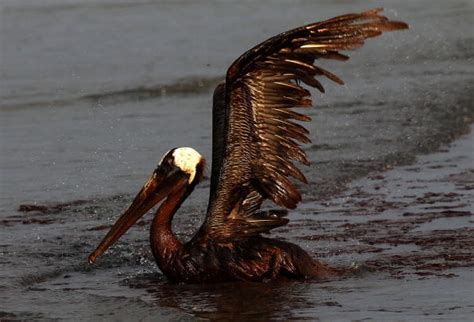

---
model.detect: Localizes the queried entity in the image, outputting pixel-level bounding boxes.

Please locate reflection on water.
[128,274,327,321]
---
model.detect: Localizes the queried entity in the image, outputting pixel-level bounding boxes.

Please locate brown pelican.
[88,8,408,283]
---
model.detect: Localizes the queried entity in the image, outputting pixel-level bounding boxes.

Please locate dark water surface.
[1,0,473,320]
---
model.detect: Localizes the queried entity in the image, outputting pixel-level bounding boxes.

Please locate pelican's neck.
[150,188,188,270]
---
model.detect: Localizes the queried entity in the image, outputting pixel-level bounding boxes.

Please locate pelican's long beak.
[88,168,189,264]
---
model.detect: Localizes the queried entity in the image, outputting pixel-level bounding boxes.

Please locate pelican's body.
[89,9,408,283]
[154,227,333,283]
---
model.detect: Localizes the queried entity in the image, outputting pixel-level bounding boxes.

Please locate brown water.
[1,0,473,320]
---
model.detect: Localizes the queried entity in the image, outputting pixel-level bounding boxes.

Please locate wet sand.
[2,129,472,321]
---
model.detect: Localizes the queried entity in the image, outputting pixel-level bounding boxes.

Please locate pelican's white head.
[159,147,204,184]
[88,146,205,264]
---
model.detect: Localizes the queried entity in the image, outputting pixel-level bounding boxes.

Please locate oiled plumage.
[194,8,408,244]
[159,236,334,283]
[91,9,408,283]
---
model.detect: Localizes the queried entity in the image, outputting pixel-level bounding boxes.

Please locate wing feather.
[194,8,408,242]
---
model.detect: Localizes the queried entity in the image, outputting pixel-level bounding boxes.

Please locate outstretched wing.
[196,8,408,242]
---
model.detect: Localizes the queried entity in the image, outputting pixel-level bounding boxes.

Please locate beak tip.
[88,253,97,265]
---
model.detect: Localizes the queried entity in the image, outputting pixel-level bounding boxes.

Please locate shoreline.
[2,125,472,320]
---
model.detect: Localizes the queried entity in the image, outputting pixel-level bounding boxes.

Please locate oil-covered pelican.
[88,9,408,283]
